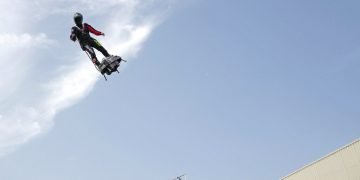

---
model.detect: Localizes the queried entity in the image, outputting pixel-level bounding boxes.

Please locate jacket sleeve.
[85,23,103,36]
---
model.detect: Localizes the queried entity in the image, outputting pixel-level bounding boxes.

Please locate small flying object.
[172,174,186,180]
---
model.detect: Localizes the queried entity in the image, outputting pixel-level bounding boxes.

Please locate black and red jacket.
[70,23,103,44]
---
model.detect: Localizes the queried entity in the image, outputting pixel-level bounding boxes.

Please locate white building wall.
[282,139,360,180]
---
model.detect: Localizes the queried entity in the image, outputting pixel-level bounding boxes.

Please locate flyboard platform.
[98,56,126,77]
[86,52,127,81]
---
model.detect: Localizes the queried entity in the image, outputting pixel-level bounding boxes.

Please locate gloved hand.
[70,34,76,41]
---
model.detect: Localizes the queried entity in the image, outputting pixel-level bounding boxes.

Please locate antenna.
[172,174,186,180]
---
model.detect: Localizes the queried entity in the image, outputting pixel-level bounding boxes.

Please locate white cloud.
[0,0,173,157]
[0,33,55,104]
[107,25,153,57]
[44,61,99,112]
[0,33,55,48]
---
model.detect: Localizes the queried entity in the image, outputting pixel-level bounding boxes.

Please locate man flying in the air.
[70,12,110,67]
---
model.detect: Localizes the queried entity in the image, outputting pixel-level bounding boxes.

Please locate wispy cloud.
[0,0,174,157]
[0,33,54,104]
[0,33,55,48]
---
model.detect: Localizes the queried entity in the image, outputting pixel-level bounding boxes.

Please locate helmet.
[74,12,83,26]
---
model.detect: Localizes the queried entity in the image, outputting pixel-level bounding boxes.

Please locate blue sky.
[0,0,359,179]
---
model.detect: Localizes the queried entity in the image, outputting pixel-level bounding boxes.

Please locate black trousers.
[82,38,110,61]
